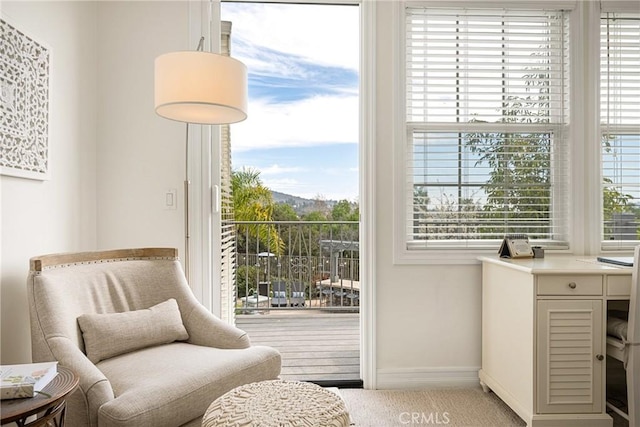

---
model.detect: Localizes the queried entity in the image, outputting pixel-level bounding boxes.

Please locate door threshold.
[307,379,363,389]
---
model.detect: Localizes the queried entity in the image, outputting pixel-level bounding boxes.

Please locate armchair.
[27,248,281,427]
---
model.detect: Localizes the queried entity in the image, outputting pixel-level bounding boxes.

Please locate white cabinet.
[478,256,629,427]
[536,299,603,415]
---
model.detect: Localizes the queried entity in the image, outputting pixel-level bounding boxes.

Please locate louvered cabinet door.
[536,299,604,414]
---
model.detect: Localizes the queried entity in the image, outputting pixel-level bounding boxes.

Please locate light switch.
[164,189,177,210]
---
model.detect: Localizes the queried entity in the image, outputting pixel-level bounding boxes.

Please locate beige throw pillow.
[78,298,189,363]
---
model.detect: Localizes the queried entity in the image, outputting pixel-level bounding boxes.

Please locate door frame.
[193,0,377,389]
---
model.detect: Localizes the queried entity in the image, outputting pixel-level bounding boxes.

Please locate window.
[600,12,640,250]
[403,7,570,251]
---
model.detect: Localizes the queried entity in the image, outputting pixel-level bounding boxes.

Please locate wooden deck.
[236,312,360,382]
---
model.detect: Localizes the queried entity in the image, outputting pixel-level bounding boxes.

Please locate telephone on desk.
[498,234,534,259]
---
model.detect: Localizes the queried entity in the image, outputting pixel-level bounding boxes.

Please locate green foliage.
[232,168,284,255]
[331,200,351,220]
[602,177,637,238]
[466,129,551,238]
[302,211,328,221]
[236,265,259,298]
[231,169,360,267]
[603,177,633,215]
[601,135,638,239]
[331,200,359,221]
[412,57,559,239]
[273,203,299,221]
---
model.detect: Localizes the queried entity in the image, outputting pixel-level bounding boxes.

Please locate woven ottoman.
[202,380,351,426]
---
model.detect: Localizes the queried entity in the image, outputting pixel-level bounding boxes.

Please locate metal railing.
[230,221,360,313]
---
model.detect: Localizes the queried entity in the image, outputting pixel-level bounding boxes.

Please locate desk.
[1,366,78,426]
[478,256,632,427]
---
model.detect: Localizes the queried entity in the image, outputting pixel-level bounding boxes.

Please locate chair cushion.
[96,342,282,427]
[78,298,189,363]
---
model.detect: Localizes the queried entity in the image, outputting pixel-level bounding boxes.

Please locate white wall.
[1,1,98,364]
[1,0,484,387]
[373,1,483,388]
[0,0,189,364]
[95,1,187,255]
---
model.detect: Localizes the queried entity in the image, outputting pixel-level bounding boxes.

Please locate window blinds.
[600,12,640,248]
[220,21,237,322]
[405,8,570,249]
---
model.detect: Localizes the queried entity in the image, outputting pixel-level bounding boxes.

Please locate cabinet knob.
[568,282,577,289]
[596,354,604,361]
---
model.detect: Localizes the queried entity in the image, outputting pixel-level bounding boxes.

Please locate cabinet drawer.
[607,275,632,296]
[537,275,603,296]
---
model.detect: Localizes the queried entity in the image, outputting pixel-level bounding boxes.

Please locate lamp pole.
[154,37,248,285]
[184,123,190,283]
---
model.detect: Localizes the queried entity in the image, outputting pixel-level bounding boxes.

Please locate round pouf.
[202,380,350,427]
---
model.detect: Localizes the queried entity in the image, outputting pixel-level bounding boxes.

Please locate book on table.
[0,361,58,400]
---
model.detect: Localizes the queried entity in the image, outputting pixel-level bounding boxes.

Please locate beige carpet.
[339,387,629,427]
[339,387,525,426]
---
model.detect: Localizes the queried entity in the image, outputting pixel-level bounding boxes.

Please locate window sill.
[393,247,575,265]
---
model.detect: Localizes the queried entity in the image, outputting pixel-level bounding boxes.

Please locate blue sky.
[221,2,359,202]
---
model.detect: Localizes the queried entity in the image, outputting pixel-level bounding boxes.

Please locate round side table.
[1,366,79,427]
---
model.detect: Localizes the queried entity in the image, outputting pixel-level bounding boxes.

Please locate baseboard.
[376,366,481,389]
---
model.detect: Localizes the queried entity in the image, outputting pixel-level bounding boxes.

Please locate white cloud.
[222,3,360,74]
[221,2,360,200]
[231,94,358,151]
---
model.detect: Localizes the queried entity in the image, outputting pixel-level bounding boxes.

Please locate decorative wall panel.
[0,16,50,180]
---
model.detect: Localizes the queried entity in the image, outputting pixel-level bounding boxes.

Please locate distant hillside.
[271,191,339,215]
[271,191,317,205]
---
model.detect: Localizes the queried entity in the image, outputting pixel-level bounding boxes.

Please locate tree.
[273,203,299,221]
[466,129,551,238]
[302,210,327,221]
[329,200,359,245]
[232,168,283,254]
[462,63,556,239]
[311,194,330,217]
[602,136,638,239]
[602,177,636,239]
[331,200,354,221]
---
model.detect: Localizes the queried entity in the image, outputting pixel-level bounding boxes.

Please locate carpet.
[338,387,629,427]
[339,387,525,426]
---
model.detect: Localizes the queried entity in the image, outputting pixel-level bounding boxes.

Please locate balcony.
[230,221,360,382]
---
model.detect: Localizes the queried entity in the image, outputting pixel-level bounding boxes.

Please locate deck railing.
[229,220,360,313]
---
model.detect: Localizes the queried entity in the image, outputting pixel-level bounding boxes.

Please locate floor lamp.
[154,38,248,282]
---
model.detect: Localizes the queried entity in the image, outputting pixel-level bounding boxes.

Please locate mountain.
[271,191,318,206]
[271,191,339,215]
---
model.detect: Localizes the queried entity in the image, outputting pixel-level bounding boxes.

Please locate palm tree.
[232,167,283,255]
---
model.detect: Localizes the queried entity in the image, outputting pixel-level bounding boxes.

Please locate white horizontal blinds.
[406,8,570,249]
[600,13,640,249]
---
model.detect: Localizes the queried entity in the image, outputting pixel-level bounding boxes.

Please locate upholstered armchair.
[27,248,281,427]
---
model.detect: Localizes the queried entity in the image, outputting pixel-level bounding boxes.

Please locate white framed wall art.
[0,15,50,180]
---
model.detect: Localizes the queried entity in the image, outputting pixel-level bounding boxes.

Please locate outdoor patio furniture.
[271,281,288,307]
[320,288,334,306]
[333,290,347,305]
[258,281,270,298]
[346,292,359,307]
[290,282,305,307]
[243,294,269,308]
